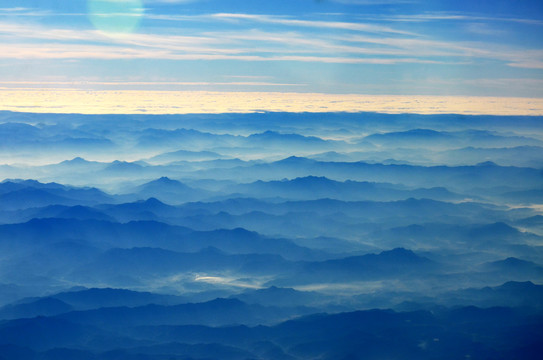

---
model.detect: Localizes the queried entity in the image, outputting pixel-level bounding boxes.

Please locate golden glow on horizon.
[1,89,543,115]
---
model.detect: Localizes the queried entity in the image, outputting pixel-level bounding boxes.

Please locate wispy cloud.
[0,16,541,69]
[0,20,443,64]
[507,60,543,69]
[146,12,414,35]
[0,2,541,98]
[0,7,33,12]
[0,6,67,17]
[341,34,543,69]
[369,12,543,26]
[464,23,507,36]
[211,13,414,35]
[0,41,455,66]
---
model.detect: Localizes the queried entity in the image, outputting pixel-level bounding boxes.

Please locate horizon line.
[1,90,543,116]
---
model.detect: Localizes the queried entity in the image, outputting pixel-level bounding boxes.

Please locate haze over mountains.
[0,110,542,359]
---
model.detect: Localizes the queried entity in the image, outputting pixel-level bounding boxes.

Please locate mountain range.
[0,110,542,359]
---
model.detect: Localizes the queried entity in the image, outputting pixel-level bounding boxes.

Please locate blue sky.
[1,0,542,97]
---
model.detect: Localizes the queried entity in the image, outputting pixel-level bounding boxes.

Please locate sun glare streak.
[87,0,144,35]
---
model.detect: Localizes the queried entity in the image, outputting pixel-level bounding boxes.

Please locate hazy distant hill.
[0,297,73,320]
[231,286,333,307]
[443,281,543,309]
[436,145,543,167]
[361,128,543,149]
[272,248,438,286]
[129,176,214,203]
[146,149,228,164]
[56,297,315,327]
[0,180,113,210]
[226,176,463,201]
[191,156,543,190]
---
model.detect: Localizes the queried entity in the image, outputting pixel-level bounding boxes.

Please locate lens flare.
[87,0,144,34]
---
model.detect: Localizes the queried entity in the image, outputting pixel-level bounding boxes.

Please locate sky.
[0,0,542,112]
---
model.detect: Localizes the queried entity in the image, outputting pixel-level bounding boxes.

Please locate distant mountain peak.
[144,176,185,186]
[376,248,431,264]
[1,178,42,186]
[284,155,303,160]
[471,222,519,236]
[143,197,165,205]
[498,281,537,290]
[488,257,539,268]
[206,297,245,307]
[105,160,143,171]
[380,247,416,257]
[136,177,196,196]
[261,130,279,135]
[293,175,330,182]
[277,156,315,164]
[156,176,176,183]
[476,161,498,166]
[64,157,88,164]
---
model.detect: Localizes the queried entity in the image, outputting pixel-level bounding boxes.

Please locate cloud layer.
[1,90,542,115]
